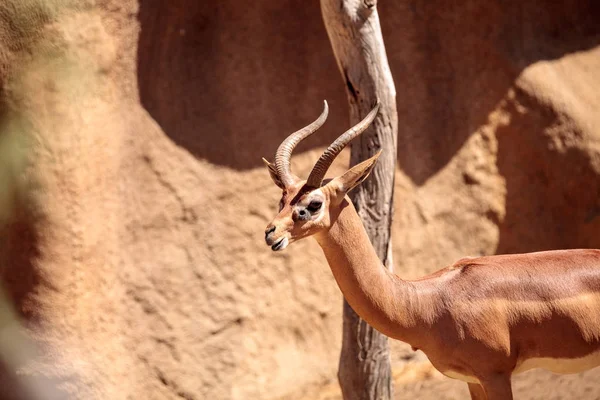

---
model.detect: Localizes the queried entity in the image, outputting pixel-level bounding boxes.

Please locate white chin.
[272,237,289,251]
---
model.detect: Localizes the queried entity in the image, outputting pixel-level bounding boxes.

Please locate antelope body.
[263,101,600,399]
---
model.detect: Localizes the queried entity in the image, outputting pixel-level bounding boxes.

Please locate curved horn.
[306,102,380,188]
[274,101,329,188]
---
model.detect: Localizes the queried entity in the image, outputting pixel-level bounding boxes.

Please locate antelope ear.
[327,150,382,195]
[262,158,286,189]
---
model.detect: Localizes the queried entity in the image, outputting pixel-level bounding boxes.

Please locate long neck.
[314,199,421,342]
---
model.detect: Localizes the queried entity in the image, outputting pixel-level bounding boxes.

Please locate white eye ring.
[307,200,323,212]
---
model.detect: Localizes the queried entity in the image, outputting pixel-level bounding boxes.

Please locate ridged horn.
[305,102,380,188]
[274,101,329,188]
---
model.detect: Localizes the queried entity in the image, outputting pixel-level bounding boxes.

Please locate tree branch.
[320,1,398,399]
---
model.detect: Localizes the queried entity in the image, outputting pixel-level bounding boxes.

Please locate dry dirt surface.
[0,0,599,399]
[393,368,600,400]
[299,361,600,400]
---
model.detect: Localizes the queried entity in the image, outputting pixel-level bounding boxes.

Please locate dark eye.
[307,200,322,212]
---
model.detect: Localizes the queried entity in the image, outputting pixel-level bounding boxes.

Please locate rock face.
[0,1,599,400]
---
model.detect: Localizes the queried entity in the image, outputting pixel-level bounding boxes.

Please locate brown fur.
[266,172,600,400]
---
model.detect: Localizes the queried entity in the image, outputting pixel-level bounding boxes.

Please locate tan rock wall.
[0,1,598,399]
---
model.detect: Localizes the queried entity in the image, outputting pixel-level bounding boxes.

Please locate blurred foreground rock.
[0,0,598,399]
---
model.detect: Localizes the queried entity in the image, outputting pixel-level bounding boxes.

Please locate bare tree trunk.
[320,1,398,399]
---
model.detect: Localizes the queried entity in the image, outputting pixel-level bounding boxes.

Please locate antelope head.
[263,101,381,251]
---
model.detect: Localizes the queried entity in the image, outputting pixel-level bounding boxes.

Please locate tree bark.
[320,1,398,399]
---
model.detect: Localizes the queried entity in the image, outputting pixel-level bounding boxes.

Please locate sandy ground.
[395,367,600,399]
[3,1,600,399]
[298,360,600,400]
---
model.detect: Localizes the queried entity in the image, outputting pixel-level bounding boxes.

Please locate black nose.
[265,225,276,242]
